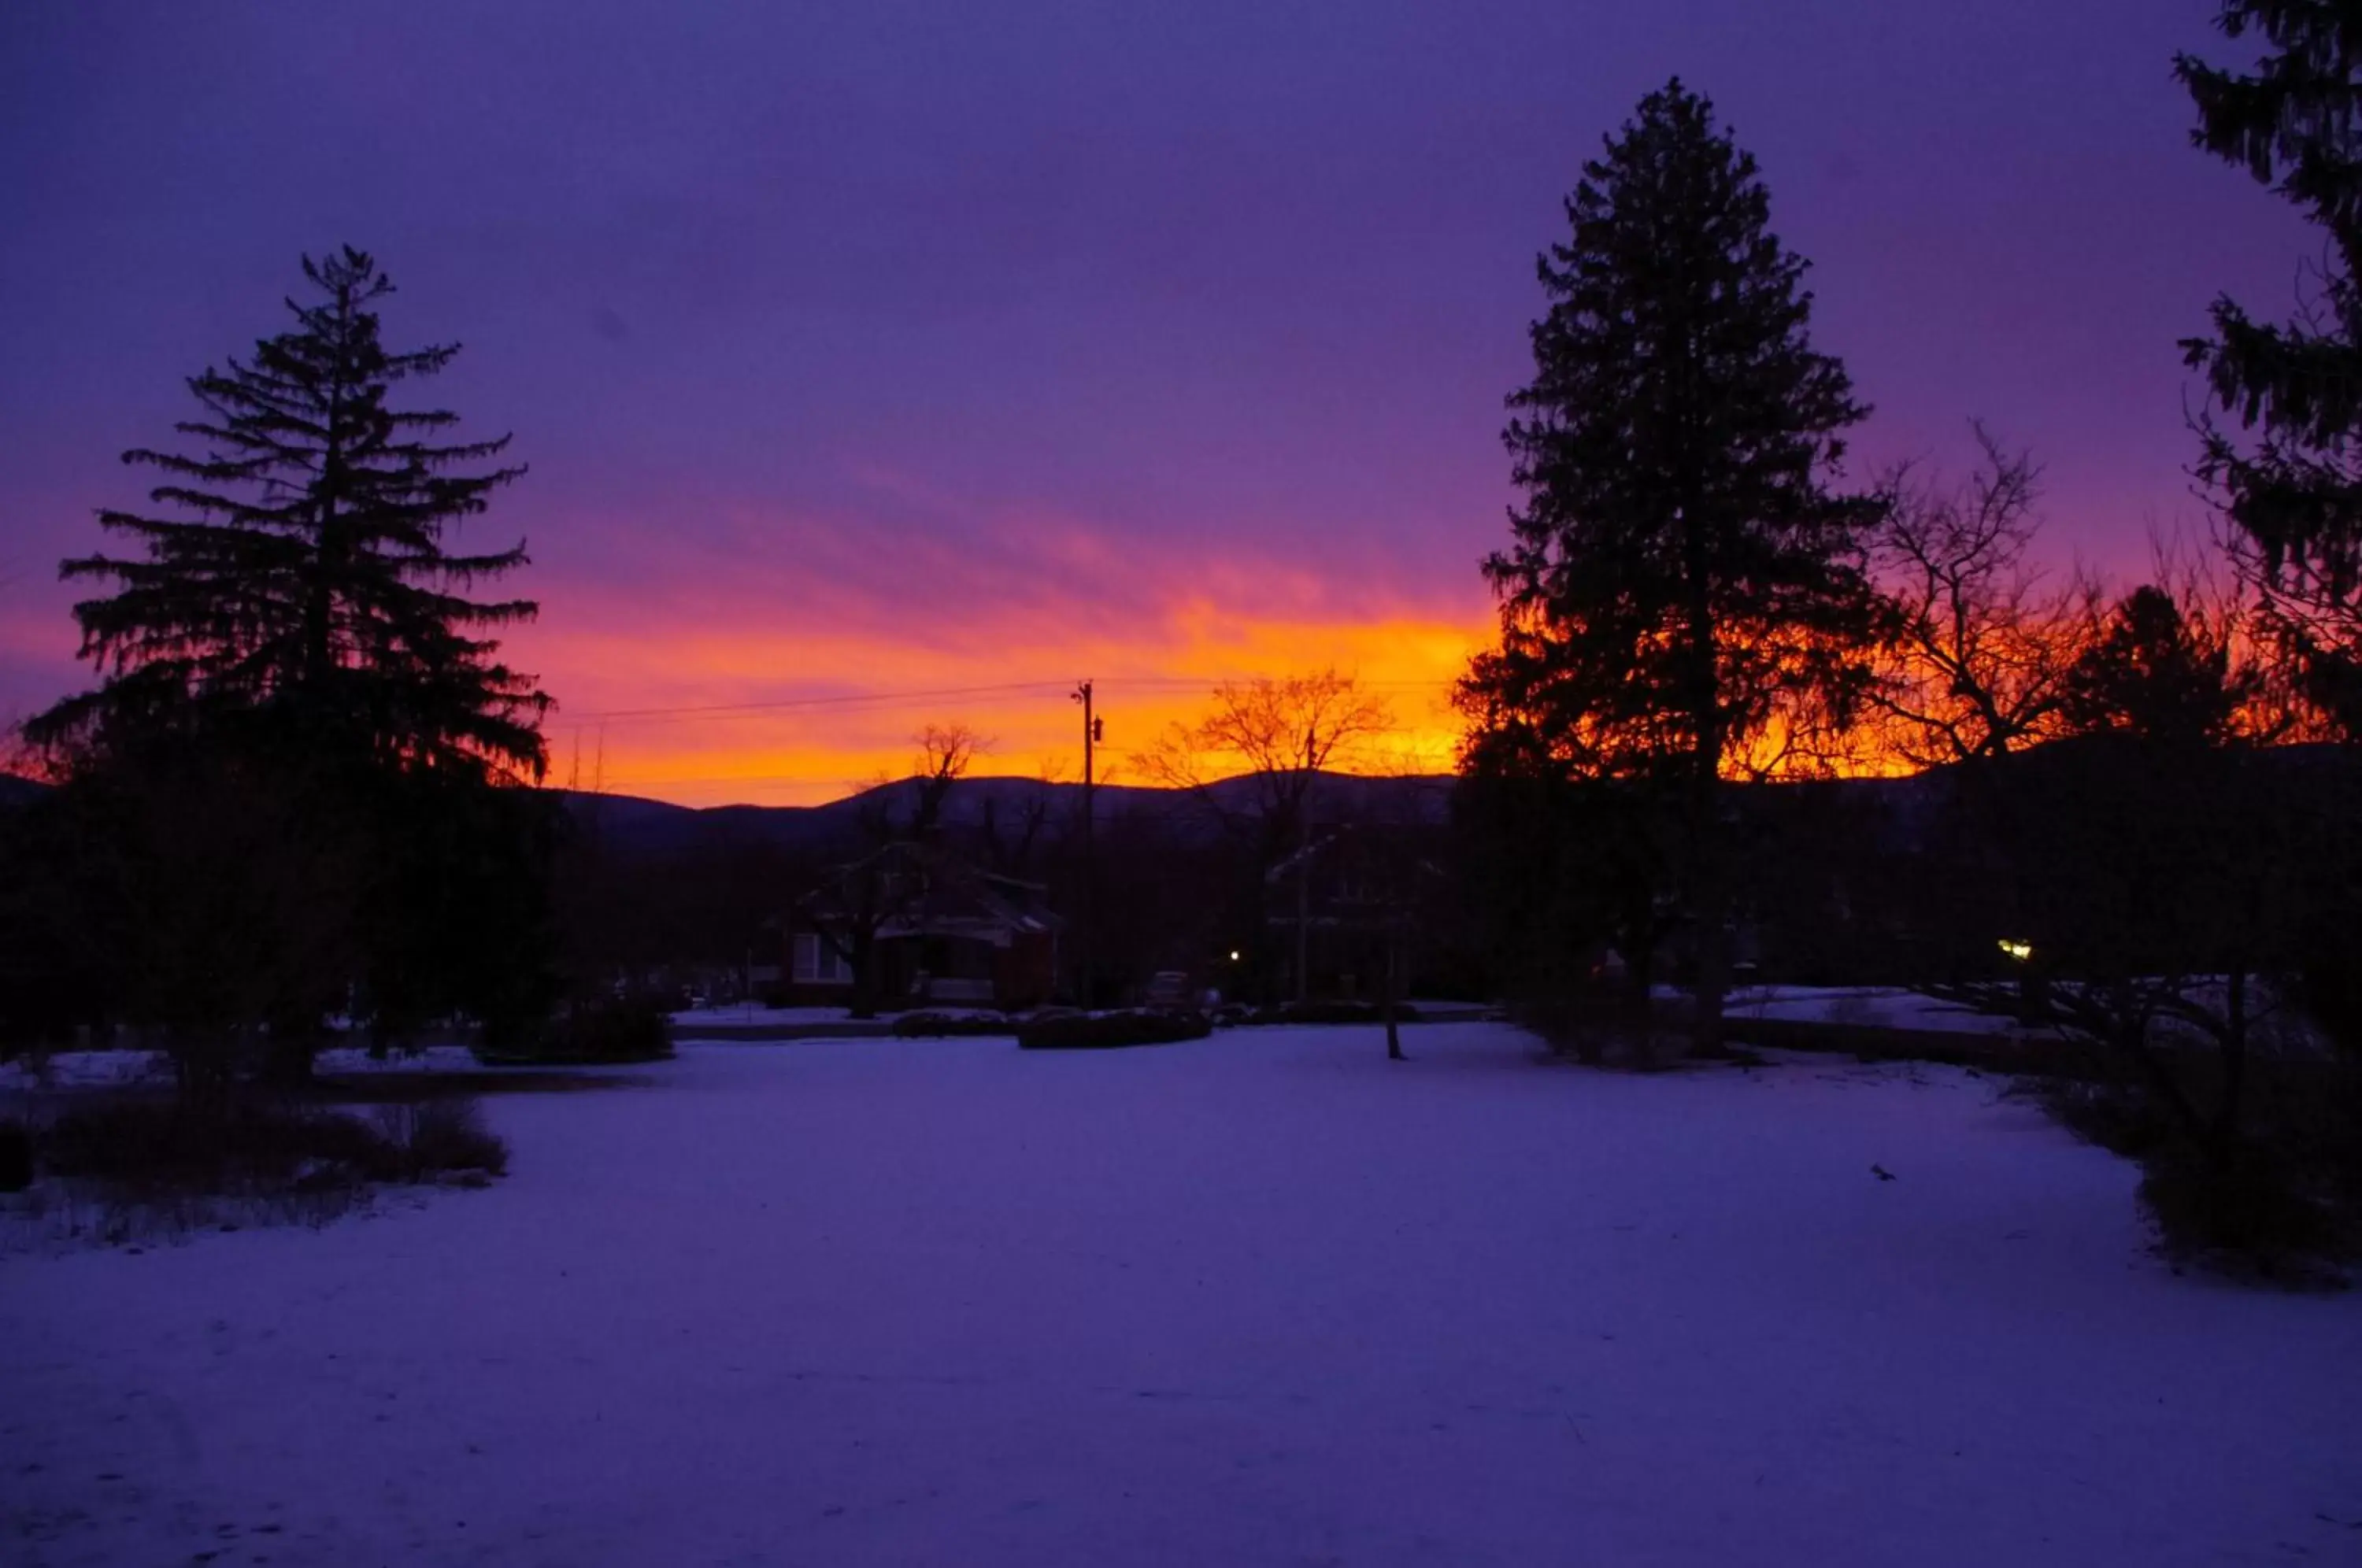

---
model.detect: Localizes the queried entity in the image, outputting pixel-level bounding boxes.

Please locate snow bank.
[0,1044,491,1096]
[0,1048,173,1093]
[5,1025,2358,1566]
[668,1004,1008,1029]
[1680,984,2027,1036]
[668,1004,856,1027]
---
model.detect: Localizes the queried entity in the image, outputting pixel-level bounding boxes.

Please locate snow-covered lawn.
[0,1045,495,1096]
[1721,984,2027,1035]
[6,1025,2359,1566]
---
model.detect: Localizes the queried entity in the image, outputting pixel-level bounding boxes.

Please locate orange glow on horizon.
[524,597,1491,808]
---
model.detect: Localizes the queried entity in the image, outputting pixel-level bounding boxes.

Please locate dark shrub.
[2022,1077,2177,1160]
[892,1011,1012,1038]
[2138,1145,2347,1279]
[1509,991,1630,1066]
[2021,1071,2358,1280]
[370,1097,509,1181]
[1017,1008,1212,1050]
[480,995,673,1065]
[42,1099,383,1192]
[35,1095,507,1194]
[0,1119,30,1191]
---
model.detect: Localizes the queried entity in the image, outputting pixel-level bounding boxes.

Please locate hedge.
[477,996,675,1066]
[1016,1008,1212,1051]
[892,1011,1014,1038]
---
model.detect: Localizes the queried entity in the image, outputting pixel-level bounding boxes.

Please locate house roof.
[796,839,1064,937]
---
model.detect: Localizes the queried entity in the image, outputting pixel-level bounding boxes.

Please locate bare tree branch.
[1139,669,1394,843]
[1865,424,2095,767]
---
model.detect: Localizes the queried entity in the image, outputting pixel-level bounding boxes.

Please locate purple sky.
[0,1,2314,801]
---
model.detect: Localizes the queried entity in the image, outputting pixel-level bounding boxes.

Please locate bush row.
[477,995,674,1066]
[1017,1008,1213,1051]
[15,1096,507,1195]
[891,1011,1016,1037]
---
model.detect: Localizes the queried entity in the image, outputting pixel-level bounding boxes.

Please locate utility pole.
[1297,727,1313,1004]
[1296,848,1310,1004]
[1072,680,1100,1005]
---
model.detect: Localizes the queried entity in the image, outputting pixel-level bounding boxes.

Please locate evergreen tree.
[23,248,559,1082]
[2059,584,2254,749]
[1458,81,1882,1055]
[28,246,548,779]
[2179,5,2362,735]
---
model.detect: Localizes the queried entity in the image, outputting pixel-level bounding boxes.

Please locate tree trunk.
[1687,816,1732,1060]
[1615,898,1657,1065]
[2216,967,2249,1156]
[849,927,878,1021]
[2114,999,2209,1148]
[1383,934,1406,1062]
[1294,853,1309,1005]
[173,1028,235,1115]
[260,1030,317,1088]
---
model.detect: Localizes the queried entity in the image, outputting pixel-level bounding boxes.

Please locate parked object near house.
[784,841,1063,1011]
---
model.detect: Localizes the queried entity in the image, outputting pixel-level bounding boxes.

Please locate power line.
[570,679,1074,721]
[568,674,1460,723]
[1087,677,1458,690]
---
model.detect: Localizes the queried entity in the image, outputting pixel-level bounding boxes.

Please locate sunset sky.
[0,2,2312,805]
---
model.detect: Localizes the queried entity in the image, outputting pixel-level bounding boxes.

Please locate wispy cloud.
[522,502,1488,804]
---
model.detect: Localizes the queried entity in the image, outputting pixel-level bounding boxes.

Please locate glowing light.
[503,502,1942,808]
[517,568,1491,805]
[1997,939,2034,963]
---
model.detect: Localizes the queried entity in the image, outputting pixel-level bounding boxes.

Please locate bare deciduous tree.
[979,758,1064,879]
[1141,669,1392,841]
[1142,670,1394,1004]
[1866,426,2096,767]
[911,721,991,838]
[816,721,994,1017]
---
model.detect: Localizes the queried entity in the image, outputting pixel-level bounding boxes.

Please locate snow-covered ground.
[6,1024,2360,1566]
[1717,985,2023,1035]
[0,1044,495,1095]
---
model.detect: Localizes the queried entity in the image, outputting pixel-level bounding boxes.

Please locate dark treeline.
[551,750,1470,1017]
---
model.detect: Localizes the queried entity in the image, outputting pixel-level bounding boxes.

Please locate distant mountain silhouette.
[39,744,2338,863]
[0,773,50,808]
[0,765,1461,848]
[557,771,1460,858]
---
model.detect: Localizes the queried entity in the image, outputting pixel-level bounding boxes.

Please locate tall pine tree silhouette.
[1460,81,1881,1056]
[2179,4,2362,736]
[30,246,548,780]
[24,250,558,1081]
